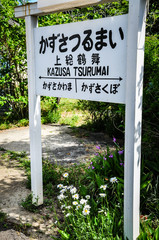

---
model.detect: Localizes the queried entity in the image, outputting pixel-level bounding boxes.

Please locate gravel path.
[0,124,113,164]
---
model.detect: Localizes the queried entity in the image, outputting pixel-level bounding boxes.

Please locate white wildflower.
[60,188,67,194]
[72,201,78,206]
[67,185,73,190]
[110,177,118,183]
[98,210,107,215]
[76,205,82,210]
[72,193,79,200]
[57,184,63,189]
[82,206,90,216]
[80,199,87,205]
[65,206,71,209]
[100,185,107,190]
[84,204,91,209]
[70,187,77,194]
[65,213,71,217]
[99,193,106,197]
[57,194,67,201]
[98,210,104,213]
[61,204,65,209]
[85,195,90,199]
[63,172,69,178]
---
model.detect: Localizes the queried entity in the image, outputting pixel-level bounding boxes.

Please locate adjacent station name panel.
[34,14,128,103]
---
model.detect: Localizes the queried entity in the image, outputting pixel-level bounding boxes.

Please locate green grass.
[0,98,88,130]
[0,119,29,130]
[0,211,7,223]
[58,98,88,127]
[58,98,78,112]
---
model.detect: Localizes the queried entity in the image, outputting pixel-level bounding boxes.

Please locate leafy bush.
[142,35,159,168]
[0,0,28,121]
[16,118,29,127]
[77,101,125,138]
[41,97,61,124]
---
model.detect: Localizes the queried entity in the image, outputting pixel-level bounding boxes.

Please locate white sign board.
[34,14,127,103]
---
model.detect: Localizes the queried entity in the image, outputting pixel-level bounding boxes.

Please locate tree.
[0,0,28,120]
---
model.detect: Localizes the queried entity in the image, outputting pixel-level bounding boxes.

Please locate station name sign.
[34,14,128,103]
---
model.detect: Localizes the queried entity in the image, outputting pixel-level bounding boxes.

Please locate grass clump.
[21,194,40,213]
[0,211,7,223]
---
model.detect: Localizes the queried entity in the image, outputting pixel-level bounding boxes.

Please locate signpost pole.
[124,0,147,239]
[25,15,43,205]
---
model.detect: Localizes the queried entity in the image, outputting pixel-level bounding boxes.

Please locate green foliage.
[41,97,61,124]
[146,1,159,35]
[59,115,79,127]
[42,160,61,187]
[54,139,158,239]
[54,141,124,239]
[0,118,29,130]
[16,118,29,127]
[38,0,128,27]
[21,194,40,212]
[138,219,159,240]
[80,141,124,210]
[142,35,159,169]
[0,122,11,130]
[0,211,7,223]
[59,99,78,112]
[56,175,123,239]
[78,101,125,137]
[0,0,28,121]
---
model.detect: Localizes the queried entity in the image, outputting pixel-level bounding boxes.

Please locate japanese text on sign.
[39,27,124,54]
[34,14,128,103]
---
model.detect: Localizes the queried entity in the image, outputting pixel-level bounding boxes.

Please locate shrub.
[41,97,61,124]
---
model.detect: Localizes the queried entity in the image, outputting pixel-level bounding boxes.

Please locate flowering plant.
[79,139,124,211]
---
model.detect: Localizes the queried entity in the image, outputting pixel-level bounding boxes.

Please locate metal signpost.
[14,0,148,239]
[124,1,148,239]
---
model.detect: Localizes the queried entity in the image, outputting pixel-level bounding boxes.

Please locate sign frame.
[14,0,148,239]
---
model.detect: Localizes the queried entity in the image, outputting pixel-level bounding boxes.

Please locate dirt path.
[0,124,113,164]
[0,124,113,239]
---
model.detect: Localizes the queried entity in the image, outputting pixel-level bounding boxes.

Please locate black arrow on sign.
[39,76,123,81]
